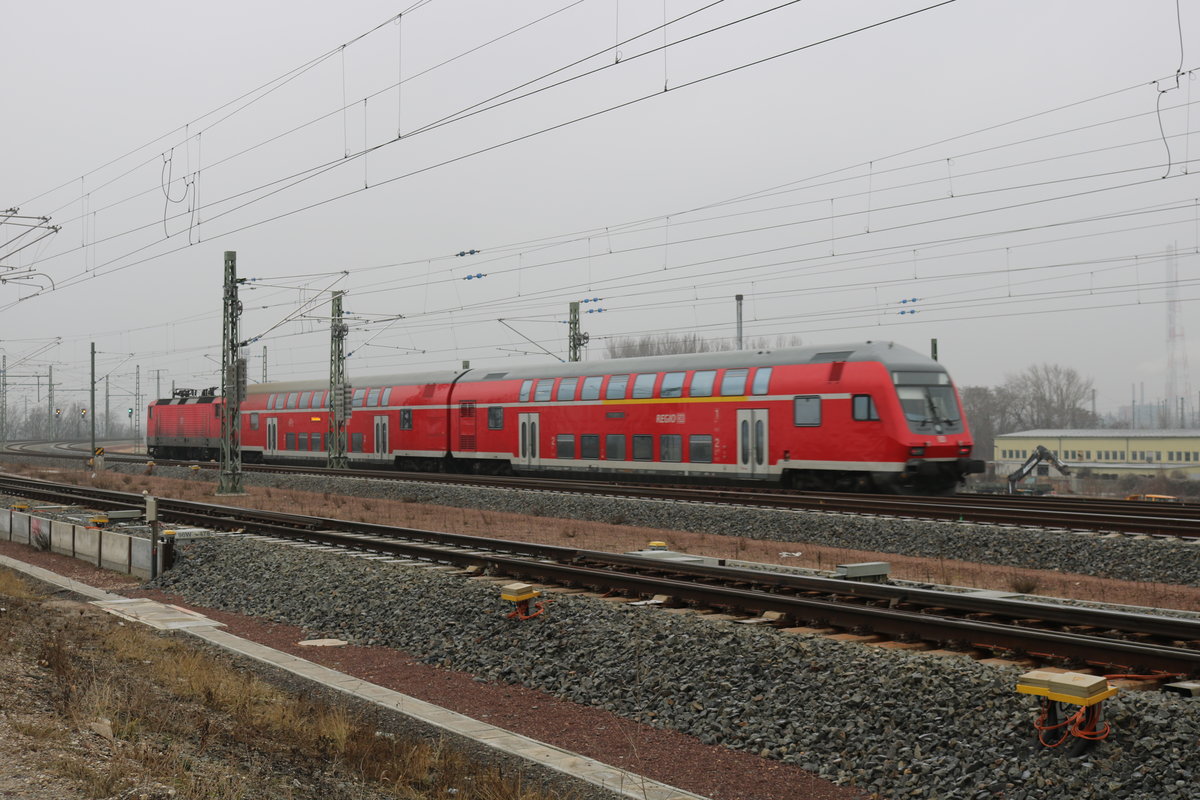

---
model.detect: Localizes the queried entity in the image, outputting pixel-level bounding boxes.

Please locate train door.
[517,412,540,467]
[735,409,769,478]
[373,415,389,461]
[265,418,278,456]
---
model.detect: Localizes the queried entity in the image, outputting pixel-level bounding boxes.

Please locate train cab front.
[892,369,984,492]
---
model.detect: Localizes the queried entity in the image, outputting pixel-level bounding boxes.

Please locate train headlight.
[909,446,925,456]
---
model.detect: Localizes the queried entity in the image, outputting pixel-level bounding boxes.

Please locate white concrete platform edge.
[0,554,708,800]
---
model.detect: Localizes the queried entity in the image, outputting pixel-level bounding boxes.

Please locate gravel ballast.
[123,462,1200,587]
[153,535,1200,800]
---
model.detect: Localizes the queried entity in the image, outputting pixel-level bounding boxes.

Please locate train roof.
[242,341,943,394]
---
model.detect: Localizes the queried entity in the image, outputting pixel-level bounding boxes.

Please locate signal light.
[127,408,134,418]
[54,408,62,417]
[81,409,88,418]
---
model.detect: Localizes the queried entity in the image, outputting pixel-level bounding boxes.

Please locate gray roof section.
[1000,429,1200,438]
[244,341,943,395]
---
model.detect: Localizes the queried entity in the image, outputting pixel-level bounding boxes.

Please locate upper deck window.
[581,376,603,401]
[534,379,554,402]
[751,367,772,395]
[690,370,716,397]
[632,374,657,399]
[720,368,749,396]
[660,372,686,398]
[556,377,578,402]
[519,380,533,402]
[606,374,630,400]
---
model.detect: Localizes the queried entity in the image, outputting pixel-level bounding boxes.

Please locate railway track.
[3,473,1199,676]
[5,440,1200,537]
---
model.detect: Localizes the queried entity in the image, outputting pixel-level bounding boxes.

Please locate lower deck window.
[580,434,600,459]
[298,433,309,450]
[351,432,364,452]
[606,434,625,460]
[689,435,713,463]
[556,434,575,459]
[660,434,682,462]
[632,434,653,461]
[285,432,296,450]
[853,395,879,421]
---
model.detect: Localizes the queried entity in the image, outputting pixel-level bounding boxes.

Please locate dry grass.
[0,566,569,800]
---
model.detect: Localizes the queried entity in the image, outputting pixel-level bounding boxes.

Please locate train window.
[740,421,750,463]
[286,392,299,410]
[488,407,504,430]
[660,434,682,462]
[399,409,413,430]
[285,432,296,450]
[299,391,312,410]
[793,396,821,426]
[689,435,713,463]
[555,434,575,459]
[660,372,686,398]
[519,380,533,402]
[352,388,366,408]
[557,377,578,401]
[581,376,603,401]
[754,420,765,466]
[381,387,392,407]
[720,368,749,396]
[299,433,309,450]
[606,434,626,460]
[690,370,716,397]
[367,388,382,407]
[632,374,656,399]
[534,379,554,402]
[853,395,879,421]
[892,371,950,386]
[633,434,653,461]
[580,435,600,459]
[606,374,630,399]
[249,413,259,430]
[267,394,277,410]
[351,432,364,452]
[752,367,772,395]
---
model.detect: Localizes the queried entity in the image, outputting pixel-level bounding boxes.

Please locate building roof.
[999,429,1200,439]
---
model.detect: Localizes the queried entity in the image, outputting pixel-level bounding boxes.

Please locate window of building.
[632,373,657,399]
[519,380,533,402]
[299,391,312,410]
[285,432,296,450]
[632,434,653,461]
[286,392,299,410]
[534,379,554,402]
[351,432,364,452]
[299,433,309,450]
[556,377,578,401]
[689,434,713,463]
[606,434,626,460]
[690,370,716,397]
[720,368,749,396]
[660,372,686,398]
[752,367,772,395]
[400,409,413,430]
[367,388,382,407]
[488,407,504,430]
[581,376,603,401]
[606,374,630,400]
[1168,452,1174,461]
[661,434,682,462]
[580,434,600,459]
[249,413,259,430]
[794,396,821,426]
[852,395,879,421]
[555,434,575,459]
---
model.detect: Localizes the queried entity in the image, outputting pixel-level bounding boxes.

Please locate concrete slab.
[91,598,226,631]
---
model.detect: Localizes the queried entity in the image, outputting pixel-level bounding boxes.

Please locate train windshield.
[892,371,963,434]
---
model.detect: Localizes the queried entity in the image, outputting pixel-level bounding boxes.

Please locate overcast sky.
[2,0,1199,424]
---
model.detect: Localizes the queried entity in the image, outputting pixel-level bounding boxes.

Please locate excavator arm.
[1007,445,1071,493]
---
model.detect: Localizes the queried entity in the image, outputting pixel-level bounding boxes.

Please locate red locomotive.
[146,341,984,493]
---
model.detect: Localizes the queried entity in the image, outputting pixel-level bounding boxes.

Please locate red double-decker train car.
[147,341,984,493]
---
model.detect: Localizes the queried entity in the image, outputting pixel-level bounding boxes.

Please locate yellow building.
[995,429,1200,482]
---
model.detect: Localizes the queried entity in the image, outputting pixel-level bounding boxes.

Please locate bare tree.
[604,333,802,359]
[1002,364,1095,430]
